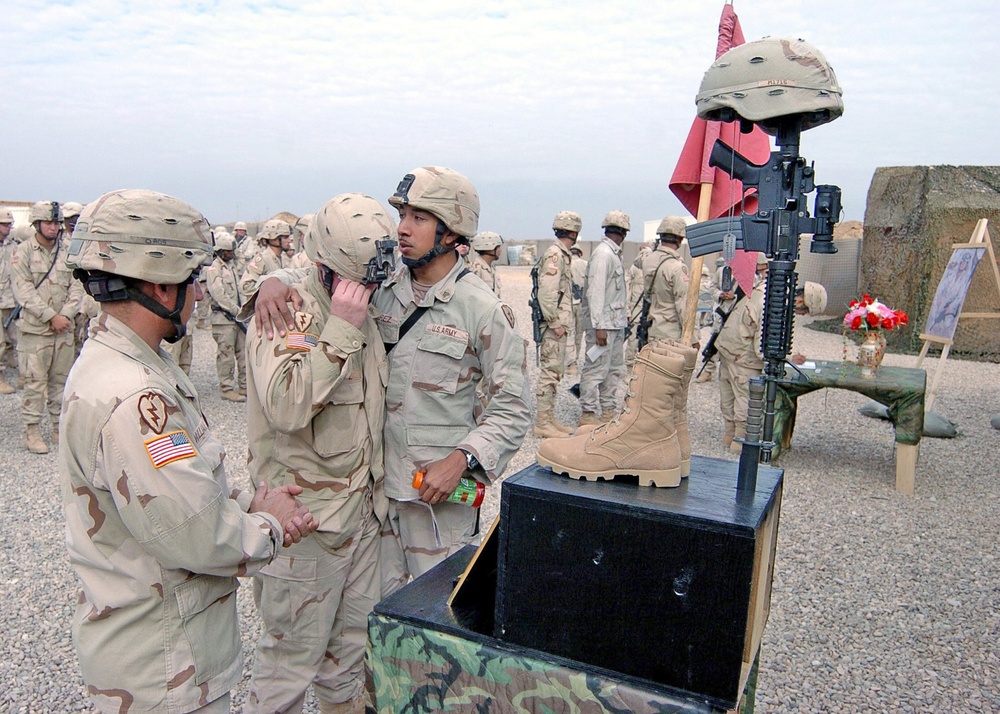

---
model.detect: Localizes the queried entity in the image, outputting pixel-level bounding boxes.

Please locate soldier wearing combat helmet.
[244,193,393,714]
[11,200,83,453]
[250,167,531,589]
[532,211,581,437]
[640,215,691,343]
[60,189,316,714]
[204,232,246,401]
[468,230,504,297]
[0,207,17,391]
[240,218,291,299]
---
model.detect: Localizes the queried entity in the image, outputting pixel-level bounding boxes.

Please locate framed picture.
[924,246,986,341]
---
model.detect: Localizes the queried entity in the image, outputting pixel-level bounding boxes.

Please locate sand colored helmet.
[214,233,236,252]
[389,166,480,238]
[471,231,503,252]
[802,281,827,314]
[259,218,292,243]
[570,245,583,257]
[66,189,213,284]
[656,216,687,241]
[294,214,314,236]
[601,210,630,232]
[552,211,582,233]
[61,202,85,219]
[234,221,247,231]
[30,200,62,224]
[0,208,13,224]
[696,37,844,134]
[756,252,769,266]
[305,193,396,283]
[12,224,34,243]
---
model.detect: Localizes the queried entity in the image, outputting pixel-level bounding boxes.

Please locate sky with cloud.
[3,1,996,240]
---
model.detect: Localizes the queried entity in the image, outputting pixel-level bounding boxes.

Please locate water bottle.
[411,471,485,508]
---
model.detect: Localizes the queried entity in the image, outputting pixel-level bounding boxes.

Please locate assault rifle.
[528,265,543,365]
[3,305,21,330]
[211,305,247,334]
[688,117,841,486]
[636,296,652,351]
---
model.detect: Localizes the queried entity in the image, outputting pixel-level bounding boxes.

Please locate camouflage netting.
[862,166,1000,360]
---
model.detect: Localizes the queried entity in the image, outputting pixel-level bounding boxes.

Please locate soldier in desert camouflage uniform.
[467,230,503,298]
[204,233,246,401]
[567,244,587,374]
[60,188,316,714]
[532,211,580,438]
[244,193,392,714]
[0,208,17,390]
[240,218,292,300]
[251,167,531,590]
[641,216,691,343]
[11,200,82,453]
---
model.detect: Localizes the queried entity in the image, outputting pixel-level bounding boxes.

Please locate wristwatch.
[458,448,480,472]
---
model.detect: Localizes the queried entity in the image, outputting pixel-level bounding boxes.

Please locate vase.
[857,332,886,378]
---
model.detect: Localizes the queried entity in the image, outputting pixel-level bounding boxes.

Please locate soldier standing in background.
[244,194,391,714]
[578,210,629,426]
[567,244,587,375]
[204,233,246,402]
[0,208,17,392]
[290,214,315,269]
[624,244,649,367]
[716,253,768,453]
[641,216,690,343]
[532,211,580,438]
[60,188,315,714]
[467,231,504,298]
[241,218,292,300]
[11,201,82,453]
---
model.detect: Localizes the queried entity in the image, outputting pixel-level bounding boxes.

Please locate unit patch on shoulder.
[293,311,314,332]
[137,392,168,435]
[501,304,516,329]
[144,430,196,468]
[285,332,318,351]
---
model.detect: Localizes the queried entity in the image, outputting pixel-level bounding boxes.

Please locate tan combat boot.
[0,377,14,395]
[221,389,246,402]
[533,412,569,439]
[25,424,48,454]
[537,346,684,488]
[578,411,600,427]
[730,425,746,454]
[651,341,697,478]
[722,420,735,447]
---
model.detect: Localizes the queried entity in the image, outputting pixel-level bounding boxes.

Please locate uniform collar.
[388,257,467,307]
[601,236,623,255]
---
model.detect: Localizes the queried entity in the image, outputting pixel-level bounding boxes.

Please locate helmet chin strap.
[126,281,190,344]
[401,221,454,270]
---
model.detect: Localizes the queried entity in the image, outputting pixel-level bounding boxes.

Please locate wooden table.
[772,360,926,494]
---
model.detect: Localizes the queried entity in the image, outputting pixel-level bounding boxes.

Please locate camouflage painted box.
[494,456,782,709]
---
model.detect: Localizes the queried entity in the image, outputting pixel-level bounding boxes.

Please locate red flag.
[669,2,771,297]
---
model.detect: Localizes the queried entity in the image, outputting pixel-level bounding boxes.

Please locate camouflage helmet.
[29,200,62,224]
[294,213,314,236]
[305,193,395,283]
[12,224,34,243]
[234,221,248,231]
[802,281,828,314]
[471,231,503,252]
[61,202,85,220]
[756,251,769,266]
[66,189,213,284]
[214,232,236,251]
[552,211,582,233]
[389,166,480,238]
[259,218,292,242]
[601,210,630,232]
[696,37,844,134]
[0,208,13,224]
[656,215,686,240]
[213,225,228,236]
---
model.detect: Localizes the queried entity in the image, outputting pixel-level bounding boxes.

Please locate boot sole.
[537,454,681,488]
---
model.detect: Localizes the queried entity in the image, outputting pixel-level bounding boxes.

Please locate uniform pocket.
[413,327,468,394]
[255,554,325,644]
[174,575,240,685]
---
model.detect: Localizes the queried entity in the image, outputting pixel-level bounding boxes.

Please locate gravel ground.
[1,264,998,712]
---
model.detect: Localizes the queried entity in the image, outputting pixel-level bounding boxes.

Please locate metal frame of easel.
[916,218,1000,411]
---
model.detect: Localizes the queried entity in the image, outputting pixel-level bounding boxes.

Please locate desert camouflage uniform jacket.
[246,268,388,542]
[60,312,284,713]
[582,237,627,331]
[240,247,289,300]
[373,259,531,500]
[205,255,242,326]
[641,244,689,341]
[536,241,572,330]
[0,235,16,309]
[716,277,766,369]
[467,252,501,298]
[10,234,82,335]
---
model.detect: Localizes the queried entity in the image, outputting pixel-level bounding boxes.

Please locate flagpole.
[680,182,714,345]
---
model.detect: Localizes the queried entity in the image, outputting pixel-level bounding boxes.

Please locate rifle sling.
[12,237,62,324]
[385,269,470,353]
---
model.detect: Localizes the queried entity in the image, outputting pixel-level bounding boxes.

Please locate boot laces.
[594,373,638,434]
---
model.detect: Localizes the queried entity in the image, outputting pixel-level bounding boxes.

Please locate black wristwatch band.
[459,448,480,471]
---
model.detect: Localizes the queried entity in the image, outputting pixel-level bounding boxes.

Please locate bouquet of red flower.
[844,294,908,335]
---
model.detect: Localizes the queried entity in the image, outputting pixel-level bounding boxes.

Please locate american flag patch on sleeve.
[144,430,197,468]
[285,332,318,351]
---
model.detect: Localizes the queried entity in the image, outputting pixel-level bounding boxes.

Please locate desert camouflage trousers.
[536,326,567,414]
[212,323,246,392]
[0,308,17,370]
[719,356,763,432]
[247,494,380,713]
[380,499,478,598]
[579,327,626,418]
[17,330,73,426]
[566,303,584,368]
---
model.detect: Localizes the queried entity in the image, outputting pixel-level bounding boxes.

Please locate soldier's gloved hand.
[330,277,376,330]
[254,277,304,339]
[416,451,466,506]
[250,482,319,546]
[50,314,72,333]
[595,328,608,346]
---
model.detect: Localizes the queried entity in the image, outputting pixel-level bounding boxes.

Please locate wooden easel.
[916,219,1000,411]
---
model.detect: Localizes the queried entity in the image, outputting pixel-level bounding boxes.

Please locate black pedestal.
[494,455,782,709]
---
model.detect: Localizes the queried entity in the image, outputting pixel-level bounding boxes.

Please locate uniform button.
[353,340,360,347]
